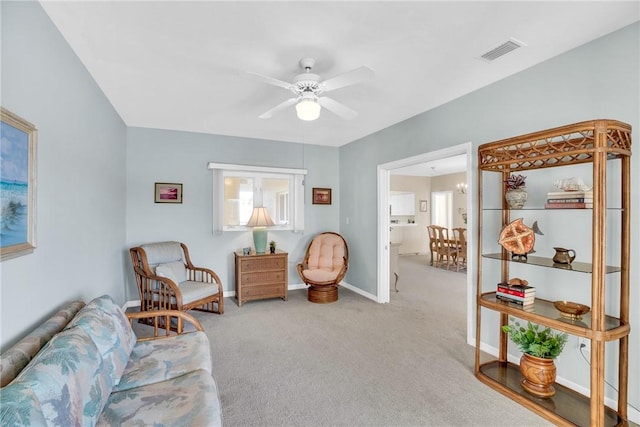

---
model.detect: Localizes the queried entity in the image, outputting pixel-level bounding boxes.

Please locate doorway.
[377,142,474,345]
[431,191,454,230]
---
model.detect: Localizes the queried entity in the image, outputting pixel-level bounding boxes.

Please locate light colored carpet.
[178,255,551,426]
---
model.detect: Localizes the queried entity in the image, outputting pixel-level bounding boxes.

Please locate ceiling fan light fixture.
[296,97,321,121]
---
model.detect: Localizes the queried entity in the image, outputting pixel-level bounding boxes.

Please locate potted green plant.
[502,318,568,398]
[269,240,276,254]
[504,174,527,209]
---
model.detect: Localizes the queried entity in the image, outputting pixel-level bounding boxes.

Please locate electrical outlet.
[578,337,590,353]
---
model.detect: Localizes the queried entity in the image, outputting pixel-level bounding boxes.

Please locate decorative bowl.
[553,301,590,320]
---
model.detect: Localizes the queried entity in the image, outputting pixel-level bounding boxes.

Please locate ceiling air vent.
[480,38,525,62]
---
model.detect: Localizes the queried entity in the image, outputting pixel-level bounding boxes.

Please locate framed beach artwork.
[1,107,37,261]
[154,182,183,204]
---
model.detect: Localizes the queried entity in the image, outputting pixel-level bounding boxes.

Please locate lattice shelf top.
[479,119,632,172]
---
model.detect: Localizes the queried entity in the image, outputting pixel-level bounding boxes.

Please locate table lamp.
[246,207,275,254]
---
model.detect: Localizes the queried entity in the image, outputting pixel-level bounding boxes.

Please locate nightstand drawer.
[240,257,286,272]
[242,284,285,299]
[241,270,284,284]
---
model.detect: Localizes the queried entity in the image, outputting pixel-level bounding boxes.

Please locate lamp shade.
[296,98,321,121]
[246,207,275,227]
[246,207,275,254]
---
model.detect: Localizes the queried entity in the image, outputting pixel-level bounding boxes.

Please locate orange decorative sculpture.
[498,218,541,260]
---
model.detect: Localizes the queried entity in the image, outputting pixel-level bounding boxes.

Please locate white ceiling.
[40,1,639,147]
[391,154,467,176]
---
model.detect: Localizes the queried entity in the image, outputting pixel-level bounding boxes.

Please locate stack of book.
[496,282,535,307]
[545,190,593,209]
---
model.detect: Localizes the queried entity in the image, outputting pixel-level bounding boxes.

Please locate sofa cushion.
[0,382,47,426]
[97,370,222,427]
[113,331,212,392]
[65,295,136,386]
[156,260,188,284]
[9,326,112,426]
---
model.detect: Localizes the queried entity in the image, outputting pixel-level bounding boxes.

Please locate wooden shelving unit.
[475,120,632,426]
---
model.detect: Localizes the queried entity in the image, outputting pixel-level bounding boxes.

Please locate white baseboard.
[127,283,310,305]
[476,342,639,423]
[341,281,378,302]
[123,300,140,310]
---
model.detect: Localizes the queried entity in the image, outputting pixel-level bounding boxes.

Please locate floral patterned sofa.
[0,295,222,426]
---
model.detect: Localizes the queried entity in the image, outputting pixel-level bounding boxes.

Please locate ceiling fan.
[248,58,374,121]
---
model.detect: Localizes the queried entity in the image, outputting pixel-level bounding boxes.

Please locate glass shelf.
[482,253,621,274]
[477,361,623,427]
[480,293,627,337]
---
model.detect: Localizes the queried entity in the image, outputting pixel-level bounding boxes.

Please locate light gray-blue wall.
[339,22,639,415]
[1,2,127,349]
[125,127,340,300]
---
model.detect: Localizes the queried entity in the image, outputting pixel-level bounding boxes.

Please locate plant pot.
[519,353,557,398]
[505,188,528,209]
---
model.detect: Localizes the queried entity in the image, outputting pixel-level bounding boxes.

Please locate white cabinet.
[390,192,415,216]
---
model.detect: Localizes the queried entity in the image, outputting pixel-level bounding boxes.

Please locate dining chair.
[452,227,468,272]
[426,225,440,266]
[435,227,457,270]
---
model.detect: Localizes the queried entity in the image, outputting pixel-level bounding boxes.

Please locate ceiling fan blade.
[318,97,358,120]
[246,71,294,91]
[321,66,374,92]
[258,98,298,119]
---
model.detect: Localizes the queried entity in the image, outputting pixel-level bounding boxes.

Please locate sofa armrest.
[126,310,204,341]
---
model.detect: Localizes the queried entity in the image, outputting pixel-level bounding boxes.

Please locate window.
[431,191,453,229]
[208,163,306,233]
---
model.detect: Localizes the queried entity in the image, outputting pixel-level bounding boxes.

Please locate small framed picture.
[312,188,332,205]
[154,183,183,203]
[420,200,428,212]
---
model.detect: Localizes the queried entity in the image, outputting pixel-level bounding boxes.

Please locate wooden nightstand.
[234,250,288,307]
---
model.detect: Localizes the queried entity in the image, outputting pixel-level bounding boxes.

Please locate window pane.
[263,178,290,225]
[224,177,254,226]
[431,191,453,229]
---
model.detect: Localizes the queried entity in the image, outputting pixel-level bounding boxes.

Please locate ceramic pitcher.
[553,247,576,264]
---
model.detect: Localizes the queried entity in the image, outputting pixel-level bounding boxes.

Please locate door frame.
[377,142,475,345]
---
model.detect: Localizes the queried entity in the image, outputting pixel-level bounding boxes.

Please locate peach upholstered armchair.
[297,232,349,303]
[129,241,223,328]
